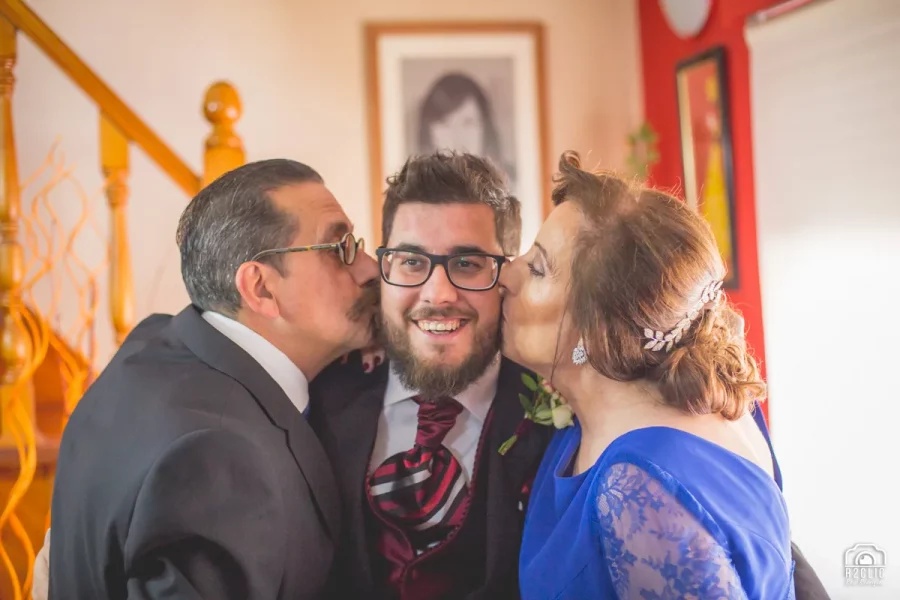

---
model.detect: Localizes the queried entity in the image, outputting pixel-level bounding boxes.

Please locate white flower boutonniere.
[499,373,574,455]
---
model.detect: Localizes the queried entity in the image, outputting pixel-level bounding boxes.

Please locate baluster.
[100,114,133,345]
[202,81,244,187]
[0,15,28,443]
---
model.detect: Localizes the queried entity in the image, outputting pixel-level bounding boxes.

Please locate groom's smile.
[379,201,503,397]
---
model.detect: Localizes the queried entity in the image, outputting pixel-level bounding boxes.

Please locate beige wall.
[14,0,642,367]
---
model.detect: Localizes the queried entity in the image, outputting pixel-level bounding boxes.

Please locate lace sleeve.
[596,461,748,600]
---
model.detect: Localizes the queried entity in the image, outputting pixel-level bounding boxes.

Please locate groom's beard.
[379,310,501,401]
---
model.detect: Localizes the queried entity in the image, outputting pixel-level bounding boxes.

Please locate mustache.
[347,279,380,322]
[406,306,476,321]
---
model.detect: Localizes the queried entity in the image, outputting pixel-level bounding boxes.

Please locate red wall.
[637,0,782,396]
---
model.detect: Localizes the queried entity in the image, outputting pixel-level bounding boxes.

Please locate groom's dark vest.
[310,356,552,600]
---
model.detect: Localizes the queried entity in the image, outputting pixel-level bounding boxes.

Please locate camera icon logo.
[844,543,886,587]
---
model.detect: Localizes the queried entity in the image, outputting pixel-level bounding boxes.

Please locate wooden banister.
[0,12,28,444]
[100,115,134,345]
[0,4,248,597]
[0,0,200,197]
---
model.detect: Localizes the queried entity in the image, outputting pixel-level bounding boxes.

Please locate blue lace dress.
[519,412,796,599]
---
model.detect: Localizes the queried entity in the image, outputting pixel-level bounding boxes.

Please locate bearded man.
[310,151,552,600]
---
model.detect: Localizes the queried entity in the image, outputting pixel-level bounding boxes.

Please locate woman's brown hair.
[553,151,765,420]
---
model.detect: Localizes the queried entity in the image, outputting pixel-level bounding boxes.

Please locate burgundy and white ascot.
[367,397,469,551]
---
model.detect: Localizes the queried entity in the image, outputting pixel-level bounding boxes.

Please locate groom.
[310,151,553,599]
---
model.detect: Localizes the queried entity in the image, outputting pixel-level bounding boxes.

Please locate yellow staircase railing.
[0,1,247,597]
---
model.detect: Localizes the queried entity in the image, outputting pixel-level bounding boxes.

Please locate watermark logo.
[845,543,886,586]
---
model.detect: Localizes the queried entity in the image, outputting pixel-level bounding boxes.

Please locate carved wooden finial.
[202,81,244,187]
[203,80,242,128]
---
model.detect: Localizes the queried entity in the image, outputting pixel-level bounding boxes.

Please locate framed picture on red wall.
[676,46,739,289]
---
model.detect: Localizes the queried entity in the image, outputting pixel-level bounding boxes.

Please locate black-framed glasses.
[375,247,507,291]
[250,232,365,265]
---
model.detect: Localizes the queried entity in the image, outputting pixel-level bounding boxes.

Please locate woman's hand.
[341,345,385,373]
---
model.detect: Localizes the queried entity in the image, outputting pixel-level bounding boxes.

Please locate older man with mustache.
[37,159,380,600]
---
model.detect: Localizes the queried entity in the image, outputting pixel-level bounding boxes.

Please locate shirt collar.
[384,353,501,422]
[201,311,309,415]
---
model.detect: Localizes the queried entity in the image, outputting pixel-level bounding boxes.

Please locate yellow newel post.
[202,81,244,187]
[100,114,134,346]
[0,15,28,444]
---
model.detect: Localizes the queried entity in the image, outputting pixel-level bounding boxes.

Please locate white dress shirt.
[201,311,310,415]
[368,354,501,482]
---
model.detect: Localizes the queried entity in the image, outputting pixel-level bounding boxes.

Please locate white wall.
[747,0,900,597]
[14,0,643,367]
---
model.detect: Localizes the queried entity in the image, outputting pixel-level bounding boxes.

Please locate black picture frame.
[675,46,739,289]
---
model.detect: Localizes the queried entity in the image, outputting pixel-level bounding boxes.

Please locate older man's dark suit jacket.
[49,305,340,600]
[310,356,553,599]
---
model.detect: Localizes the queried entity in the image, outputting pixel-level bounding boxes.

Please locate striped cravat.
[367,396,469,549]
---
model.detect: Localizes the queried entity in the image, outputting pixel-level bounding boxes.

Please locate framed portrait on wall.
[676,46,739,288]
[364,21,549,251]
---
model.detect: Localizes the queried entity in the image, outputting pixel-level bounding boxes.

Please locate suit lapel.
[309,359,387,594]
[171,306,341,540]
[482,359,554,586]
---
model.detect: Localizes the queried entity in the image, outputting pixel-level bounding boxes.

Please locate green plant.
[625,121,660,179]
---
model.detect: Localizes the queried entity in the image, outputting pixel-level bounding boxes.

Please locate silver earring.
[572,338,587,365]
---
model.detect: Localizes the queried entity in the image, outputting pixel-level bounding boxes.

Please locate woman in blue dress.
[499,152,797,599]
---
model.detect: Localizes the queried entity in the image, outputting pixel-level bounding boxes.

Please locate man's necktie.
[368,396,469,549]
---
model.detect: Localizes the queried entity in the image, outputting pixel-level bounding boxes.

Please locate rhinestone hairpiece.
[643,280,724,352]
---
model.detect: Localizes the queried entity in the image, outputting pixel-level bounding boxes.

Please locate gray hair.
[176,159,323,316]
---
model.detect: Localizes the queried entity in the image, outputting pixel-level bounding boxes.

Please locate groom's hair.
[380,150,521,256]
[176,159,323,316]
[551,151,765,421]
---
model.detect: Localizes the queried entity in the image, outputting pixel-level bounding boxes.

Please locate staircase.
[0,1,247,597]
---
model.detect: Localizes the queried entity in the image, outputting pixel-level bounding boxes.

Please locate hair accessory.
[572,338,587,365]
[643,280,724,352]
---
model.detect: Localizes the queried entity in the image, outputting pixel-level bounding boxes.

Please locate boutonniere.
[498,373,574,455]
